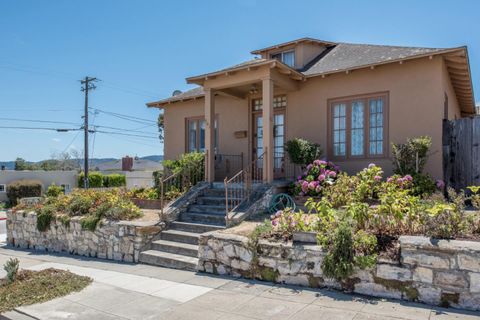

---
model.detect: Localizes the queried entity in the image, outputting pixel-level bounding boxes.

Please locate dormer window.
[271,50,295,68]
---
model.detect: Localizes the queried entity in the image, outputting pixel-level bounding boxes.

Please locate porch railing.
[159,162,205,220]
[224,149,265,223]
[274,152,302,181]
[215,153,244,181]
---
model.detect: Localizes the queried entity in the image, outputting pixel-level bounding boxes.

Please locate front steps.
[139,185,229,270]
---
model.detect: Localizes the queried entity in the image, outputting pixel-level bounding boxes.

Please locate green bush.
[3,258,19,285]
[103,174,126,187]
[391,136,431,176]
[285,138,323,168]
[46,184,64,198]
[78,172,125,188]
[6,180,42,206]
[37,205,55,232]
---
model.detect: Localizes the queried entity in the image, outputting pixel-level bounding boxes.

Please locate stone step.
[151,239,198,257]
[204,188,242,197]
[160,229,200,245]
[188,204,226,214]
[170,221,225,233]
[180,212,226,225]
[139,250,198,271]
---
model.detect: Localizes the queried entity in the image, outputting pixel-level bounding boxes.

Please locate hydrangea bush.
[292,160,340,196]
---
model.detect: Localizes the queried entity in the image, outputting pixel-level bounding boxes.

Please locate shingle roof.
[147,86,204,106]
[302,43,445,76]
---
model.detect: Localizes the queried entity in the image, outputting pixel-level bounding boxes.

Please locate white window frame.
[271,50,295,68]
[0,184,6,193]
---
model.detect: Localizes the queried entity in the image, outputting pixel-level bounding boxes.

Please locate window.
[61,184,70,194]
[252,95,287,111]
[271,50,295,68]
[0,184,5,193]
[330,93,387,159]
[186,117,218,153]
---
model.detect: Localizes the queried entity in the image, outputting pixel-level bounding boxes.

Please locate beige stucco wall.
[442,59,462,120]
[163,56,459,180]
[163,95,249,161]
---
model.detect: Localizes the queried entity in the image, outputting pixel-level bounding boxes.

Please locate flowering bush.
[292,160,340,196]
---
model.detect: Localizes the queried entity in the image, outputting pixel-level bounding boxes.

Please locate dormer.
[251,37,337,70]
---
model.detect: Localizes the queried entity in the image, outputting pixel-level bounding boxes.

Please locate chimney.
[122,156,133,171]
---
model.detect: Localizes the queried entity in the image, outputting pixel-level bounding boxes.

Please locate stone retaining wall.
[6,210,163,262]
[198,232,480,311]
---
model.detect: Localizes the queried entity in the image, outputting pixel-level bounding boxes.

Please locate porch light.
[249,85,258,95]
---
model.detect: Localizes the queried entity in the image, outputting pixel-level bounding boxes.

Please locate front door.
[253,111,285,179]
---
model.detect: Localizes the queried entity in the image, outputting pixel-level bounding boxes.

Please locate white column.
[262,78,274,183]
[204,88,215,182]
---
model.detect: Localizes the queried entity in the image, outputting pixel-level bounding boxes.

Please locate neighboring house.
[0,170,77,202]
[147,37,476,182]
[94,156,163,173]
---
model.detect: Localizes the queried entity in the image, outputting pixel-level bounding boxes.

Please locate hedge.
[7,180,42,205]
[77,172,126,188]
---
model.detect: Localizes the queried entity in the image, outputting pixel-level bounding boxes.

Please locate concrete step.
[170,221,225,233]
[139,250,198,271]
[151,239,198,257]
[196,196,243,206]
[160,229,200,245]
[188,204,226,214]
[180,212,226,225]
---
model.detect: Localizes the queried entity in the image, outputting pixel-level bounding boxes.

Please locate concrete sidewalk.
[0,245,479,320]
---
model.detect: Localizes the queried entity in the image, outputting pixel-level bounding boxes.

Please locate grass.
[0,268,92,313]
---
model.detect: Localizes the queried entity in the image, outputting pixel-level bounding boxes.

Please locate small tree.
[6,180,42,205]
[391,136,432,175]
[285,138,323,168]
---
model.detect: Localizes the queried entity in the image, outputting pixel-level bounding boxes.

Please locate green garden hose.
[268,193,296,214]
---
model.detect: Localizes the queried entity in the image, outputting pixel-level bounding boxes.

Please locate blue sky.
[0,0,479,161]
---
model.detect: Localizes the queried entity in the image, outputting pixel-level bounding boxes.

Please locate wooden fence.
[443,117,480,190]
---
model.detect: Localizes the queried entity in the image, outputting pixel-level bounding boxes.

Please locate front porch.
[186,59,305,184]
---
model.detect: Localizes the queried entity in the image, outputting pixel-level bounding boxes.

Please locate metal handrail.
[224,149,265,223]
[160,170,181,220]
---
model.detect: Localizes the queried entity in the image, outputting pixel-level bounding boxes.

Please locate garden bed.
[198,231,480,311]
[0,268,92,313]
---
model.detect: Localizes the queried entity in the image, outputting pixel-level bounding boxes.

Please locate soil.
[376,235,400,261]
[219,221,259,237]
[132,209,161,222]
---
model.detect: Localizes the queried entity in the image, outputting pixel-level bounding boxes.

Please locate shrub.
[285,138,323,168]
[411,173,436,198]
[391,136,431,175]
[467,186,480,210]
[103,174,126,187]
[6,180,42,206]
[78,172,103,188]
[46,184,64,198]
[162,152,205,189]
[3,258,20,285]
[36,204,56,231]
[127,188,159,200]
[292,160,340,197]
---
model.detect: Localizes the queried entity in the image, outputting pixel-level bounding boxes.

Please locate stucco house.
[147,37,476,183]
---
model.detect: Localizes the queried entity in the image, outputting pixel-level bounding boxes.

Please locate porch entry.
[252,96,286,179]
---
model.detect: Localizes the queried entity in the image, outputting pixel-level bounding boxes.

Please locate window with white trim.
[271,50,295,68]
[0,184,5,193]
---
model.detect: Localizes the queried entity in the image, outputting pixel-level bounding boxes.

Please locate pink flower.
[374,175,382,182]
[387,177,393,183]
[315,185,322,193]
[404,175,413,182]
[396,177,404,184]
[275,211,282,217]
[271,219,278,227]
[308,181,316,190]
[314,160,322,166]
[436,179,445,189]
[328,171,337,178]
[368,163,376,168]
[307,164,313,170]
[318,174,326,182]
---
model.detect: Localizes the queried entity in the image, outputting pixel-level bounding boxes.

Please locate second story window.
[271,50,295,68]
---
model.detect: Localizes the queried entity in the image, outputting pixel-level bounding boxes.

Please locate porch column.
[262,78,274,183]
[204,88,215,182]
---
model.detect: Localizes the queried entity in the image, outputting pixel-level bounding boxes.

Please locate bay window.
[330,93,388,159]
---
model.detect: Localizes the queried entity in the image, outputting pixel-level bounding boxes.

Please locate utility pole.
[80,76,97,189]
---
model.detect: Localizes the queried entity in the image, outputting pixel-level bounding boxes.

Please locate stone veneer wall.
[7,210,163,262]
[198,232,480,311]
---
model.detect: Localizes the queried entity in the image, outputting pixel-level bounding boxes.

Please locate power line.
[100,131,162,148]
[93,129,159,139]
[0,126,81,132]
[89,107,157,124]
[93,124,158,135]
[62,131,81,154]
[0,117,82,126]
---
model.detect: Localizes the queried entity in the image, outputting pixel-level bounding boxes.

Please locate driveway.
[0,246,479,320]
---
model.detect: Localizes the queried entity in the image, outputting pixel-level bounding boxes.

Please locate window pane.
[332,103,347,157]
[199,120,205,152]
[369,98,384,155]
[188,120,197,152]
[351,101,364,156]
[282,51,295,67]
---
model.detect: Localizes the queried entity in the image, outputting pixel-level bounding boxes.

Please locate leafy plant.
[467,186,480,210]
[321,222,355,280]
[37,205,55,232]
[285,138,323,168]
[410,173,436,197]
[6,180,42,206]
[391,136,431,175]
[4,258,20,284]
[292,160,339,197]
[46,184,64,198]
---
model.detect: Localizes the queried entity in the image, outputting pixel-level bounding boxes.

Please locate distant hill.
[0,155,163,170]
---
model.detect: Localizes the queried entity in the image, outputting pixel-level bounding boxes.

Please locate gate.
[443,117,480,190]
